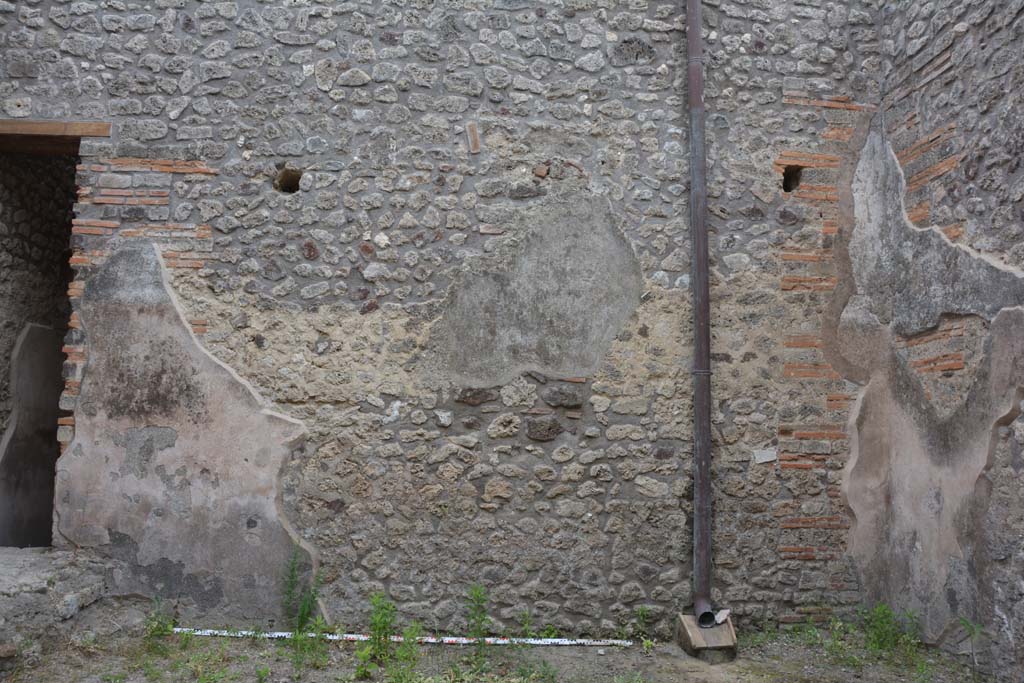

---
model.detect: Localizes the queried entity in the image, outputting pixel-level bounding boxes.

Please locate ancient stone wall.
[685,0,885,634]
[832,0,1024,676]
[5,1,1023,668]
[3,0,885,635]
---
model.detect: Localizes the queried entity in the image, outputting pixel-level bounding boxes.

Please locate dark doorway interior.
[0,151,77,547]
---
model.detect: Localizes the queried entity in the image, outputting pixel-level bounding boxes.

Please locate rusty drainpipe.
[686,0,716,629]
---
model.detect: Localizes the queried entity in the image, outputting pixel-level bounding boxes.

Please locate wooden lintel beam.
[0,120,112,138]
[0,134,82,156]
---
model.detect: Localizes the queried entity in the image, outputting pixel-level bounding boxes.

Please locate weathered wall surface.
[827,0,1024,677]
[54,242,308,621]
[1,0,887,637]
[7,0,1023,664]
[138,0,883,635]
[838,127,1024,652]
[431,191,644,388]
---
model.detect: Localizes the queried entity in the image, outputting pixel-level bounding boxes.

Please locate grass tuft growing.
[465,584,491,672]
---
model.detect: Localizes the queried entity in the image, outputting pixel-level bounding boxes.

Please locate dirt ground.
[2,612,982,683]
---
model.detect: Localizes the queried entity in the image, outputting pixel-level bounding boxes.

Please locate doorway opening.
[0,138,79,547]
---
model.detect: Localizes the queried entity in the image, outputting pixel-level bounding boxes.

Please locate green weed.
[70,631,103,656]
[140,657,163,682]
[465,584,491,672]
[518,610,536,639]
[738,625,779,649]
[355,643,379,680]
[514,657,558,683]
[144,600,175,639]
[914,658,935,683]
[282,549,320,632]
[143,600,175,656]
[862,604,907,655]
[287,615,330,673]
[823,618,864,669]
[539,624,559,639]
[295,573,321,632]
[958,615,984,682]
[633,606,651,639]
[385,622,423,683]
[185,644,235,683]
[794,620,822,648]
[282,551,302,625]
[369,591,398,664]
[776,604,947,680]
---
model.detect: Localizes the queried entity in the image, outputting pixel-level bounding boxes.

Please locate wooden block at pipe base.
[676,613,737,664]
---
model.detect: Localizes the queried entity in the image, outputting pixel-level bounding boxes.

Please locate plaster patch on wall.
[839,125,1024,641]
[848,131,1024,337]
[54,242,310,623]
[113,426,178,479]
[430,191,643,388]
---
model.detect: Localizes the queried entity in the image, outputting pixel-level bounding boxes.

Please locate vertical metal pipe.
[686,0,715,629]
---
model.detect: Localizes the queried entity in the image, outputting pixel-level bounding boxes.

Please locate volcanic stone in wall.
[431,192,642,387]
[54,242,309,623]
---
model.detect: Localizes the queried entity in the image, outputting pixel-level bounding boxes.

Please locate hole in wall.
[782,165,804,193]
[0,149,77,548]
[274,166,303,193]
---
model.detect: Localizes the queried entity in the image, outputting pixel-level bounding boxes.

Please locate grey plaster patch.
[0,324,63,547]
[849,130,1024,337]
[113,427,178,480]
[430,192,642,387]
[54,242,310,623]
[840,124,1024,641]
